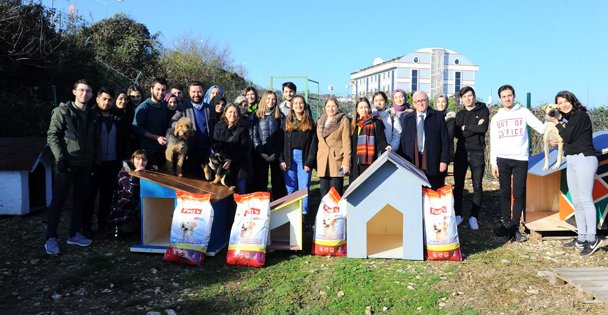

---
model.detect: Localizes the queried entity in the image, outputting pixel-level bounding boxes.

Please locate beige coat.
[316,115,351,177]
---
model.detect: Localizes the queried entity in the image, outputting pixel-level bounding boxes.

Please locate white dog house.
[0,138,53,215]
[268,188,307,251]
[344,151,429,260]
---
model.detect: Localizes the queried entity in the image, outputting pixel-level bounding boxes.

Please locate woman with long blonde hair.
[251,90,286,199]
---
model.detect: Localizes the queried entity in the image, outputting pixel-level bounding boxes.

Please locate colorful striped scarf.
[356,114,377,165]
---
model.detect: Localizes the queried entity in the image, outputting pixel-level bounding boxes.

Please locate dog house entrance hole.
[366,204,403,258]
[142,197,175,246]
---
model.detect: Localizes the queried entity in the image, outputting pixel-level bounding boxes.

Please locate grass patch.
[170,256,449,314]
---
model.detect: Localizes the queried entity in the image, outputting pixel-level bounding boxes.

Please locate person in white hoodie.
[490,84,546,242]
[372,91,401,152]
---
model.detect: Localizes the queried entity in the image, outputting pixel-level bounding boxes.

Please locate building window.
[455,71,461,94]
[412,69,418,92]
[455,58,460,65]
[414,57,419,63]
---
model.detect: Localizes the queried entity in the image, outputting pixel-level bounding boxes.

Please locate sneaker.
[67,232,93,247]
[45,237,60,255]
[468,217,479,231]
[455,215,464,226]
[563,238,585,249]
[494,224,509,237]
[514,231,528,243]
[580,238,601,256]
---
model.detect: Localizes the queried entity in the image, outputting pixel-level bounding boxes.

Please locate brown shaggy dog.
[165,117,194,176]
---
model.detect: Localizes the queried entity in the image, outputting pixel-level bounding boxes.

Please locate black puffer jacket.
[252,112,283,155]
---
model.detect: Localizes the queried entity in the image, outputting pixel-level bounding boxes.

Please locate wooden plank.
[525,213,576,232]
[551,268,608,303]
[132,170,233,201]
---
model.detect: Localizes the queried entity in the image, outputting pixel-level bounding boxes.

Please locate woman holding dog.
[251,90,287,199]
[548,91,600,256]
[212,103,250,193]
[349,97,388,182]
[279,95,317,217]
[316,96,351,197]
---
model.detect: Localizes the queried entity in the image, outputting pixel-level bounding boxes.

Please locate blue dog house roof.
[528,130,608,176]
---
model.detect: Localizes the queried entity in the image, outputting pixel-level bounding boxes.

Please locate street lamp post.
[94,0,124,18]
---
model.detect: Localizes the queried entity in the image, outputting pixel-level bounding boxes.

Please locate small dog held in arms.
[204,150,235,190]
[542,103,564,171]
[165,117,194,176]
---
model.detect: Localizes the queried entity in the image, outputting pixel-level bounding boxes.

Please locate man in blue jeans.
[45,79,98,255]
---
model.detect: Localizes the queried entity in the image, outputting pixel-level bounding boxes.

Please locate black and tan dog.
[203,150,235,190]
[541,103,564,171]
[165,117,194,177]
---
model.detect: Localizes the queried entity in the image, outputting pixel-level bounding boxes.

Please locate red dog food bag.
[163,191,214,266]
[423,185,462,261]
[226,192,271,267]
[312,187,347,256]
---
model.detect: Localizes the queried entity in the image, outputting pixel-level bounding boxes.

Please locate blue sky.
[43,0,608,107]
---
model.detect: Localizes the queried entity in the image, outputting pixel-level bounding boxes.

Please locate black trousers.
[183,148,210,179]
[84,160,121,232]
[497,157,528,228]
[319,176,344,198]
[453,149,485,218]
[46,165,92,239]
[251,153,287,200]
[418,152,446,191]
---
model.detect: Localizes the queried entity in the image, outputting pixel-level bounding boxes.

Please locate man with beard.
[170,80,212,179]
[83,87,131,237]
[133,77,169,168]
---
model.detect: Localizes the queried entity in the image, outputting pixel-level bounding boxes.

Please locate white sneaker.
[468,217,479,231]
[455,215,463,226]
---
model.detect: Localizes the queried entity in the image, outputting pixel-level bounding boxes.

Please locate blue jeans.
[566,154,599,242]
[284,149,311,215]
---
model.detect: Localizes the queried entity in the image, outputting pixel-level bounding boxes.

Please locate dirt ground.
[0,176,607,314]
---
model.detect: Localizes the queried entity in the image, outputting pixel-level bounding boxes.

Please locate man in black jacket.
[45,79,98,255]
[453,87,489,231]
[399,91,449,190]
[83,87,131,237]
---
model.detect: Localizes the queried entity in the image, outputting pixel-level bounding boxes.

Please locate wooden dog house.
[267,188,307,251]
[525,131,608,234]
[130,171,234,255]
[343,151,429,260]
[0,138,53,215]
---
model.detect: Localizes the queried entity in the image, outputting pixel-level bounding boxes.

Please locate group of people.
[44,78,601,257]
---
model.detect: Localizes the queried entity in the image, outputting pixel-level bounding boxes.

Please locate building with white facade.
[349,48,479,100]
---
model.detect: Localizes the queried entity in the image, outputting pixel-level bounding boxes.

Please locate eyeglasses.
[414,99,428,104]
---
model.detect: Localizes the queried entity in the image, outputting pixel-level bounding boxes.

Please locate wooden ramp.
[524,212,576,240]
[549,267,608,306]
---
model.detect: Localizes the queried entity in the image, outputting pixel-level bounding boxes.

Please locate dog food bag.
[163,191,214,266]
[423,185,462,261]
[226,192,271,267]
[312,187,347,256]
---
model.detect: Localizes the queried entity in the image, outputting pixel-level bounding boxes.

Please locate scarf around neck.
[356,114,377,165]
[317,112,344,138]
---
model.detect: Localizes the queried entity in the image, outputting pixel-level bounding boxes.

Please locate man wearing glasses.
[398,91,449,190]
[45,79,98,255]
